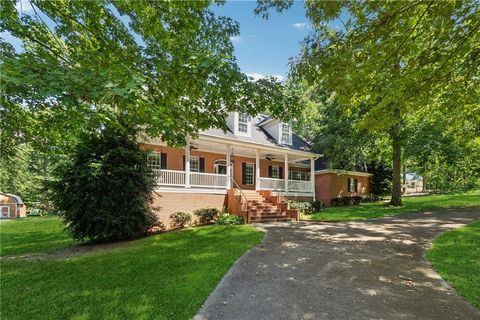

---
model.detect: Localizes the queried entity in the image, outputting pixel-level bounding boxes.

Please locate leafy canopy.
[1,0,299,150]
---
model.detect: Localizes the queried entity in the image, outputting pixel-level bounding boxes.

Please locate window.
[281,123,291,144]
[244,163,254,185]
[238,113,249,134]
[271,166,279,178]
[147,152,162,170]
[348,178,358,192]
[289,170,308,181]
[190,156,199,172]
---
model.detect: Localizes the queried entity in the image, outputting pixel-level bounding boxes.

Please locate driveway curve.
[195,208,480,320]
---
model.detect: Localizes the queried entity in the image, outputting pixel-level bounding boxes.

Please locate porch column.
[185,140,190,188]
[226,144,231,189]
[255,149,260,191]
[284,153,289,193]
[310,157,316,200]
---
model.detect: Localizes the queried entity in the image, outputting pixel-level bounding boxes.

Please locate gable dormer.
[279,122,292,145]
[261,118,292,145]
[233,112,252,137]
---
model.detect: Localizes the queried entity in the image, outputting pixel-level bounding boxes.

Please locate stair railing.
[229,177,250,223]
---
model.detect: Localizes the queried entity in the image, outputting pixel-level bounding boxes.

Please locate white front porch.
[148,137,317,198]
[153,170,314,196]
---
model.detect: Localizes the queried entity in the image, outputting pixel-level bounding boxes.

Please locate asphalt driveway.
[195,208,480,320]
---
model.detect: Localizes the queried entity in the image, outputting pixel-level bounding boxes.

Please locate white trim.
[255,149,260,191]
[279,122,292,145]
[234,112,252,137]
[154,187,227,194]
[310,158,316,200]
[271,191,314,198]
[315,169,372,177]
[284,153,289,192]
[198,133,322,158]
[244,162,254,185]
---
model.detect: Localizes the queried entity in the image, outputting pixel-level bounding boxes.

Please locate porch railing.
[153,170,312,193]
[258,177,312,193]
[154,169,185,186]
[288,180,312,192]
[190,172,228,188]
[258,177,285,190]
[154,169,227,189]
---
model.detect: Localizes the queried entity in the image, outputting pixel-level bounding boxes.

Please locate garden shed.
[0,193,27,219]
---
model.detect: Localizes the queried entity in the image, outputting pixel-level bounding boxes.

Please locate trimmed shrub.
[331,196,363,206]
[361,195,382,203]
[193,207,219,224]
[51,124,158,243]
[289,201,313,214]
[170,212,192,229]
[216,212,243,225]
[310,200,325,212]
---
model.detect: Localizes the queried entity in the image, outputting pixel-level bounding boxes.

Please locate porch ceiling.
[192,139,312,163]
[145,137,314,163]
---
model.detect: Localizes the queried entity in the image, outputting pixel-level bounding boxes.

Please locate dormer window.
[281,123,291,144]
[235,112,251,136]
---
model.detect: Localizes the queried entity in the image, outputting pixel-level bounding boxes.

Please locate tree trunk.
[390,108,402,206]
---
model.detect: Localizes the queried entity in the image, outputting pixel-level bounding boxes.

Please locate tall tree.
[257,0,480,205]
[0,1,299,203]
[1,0,298,148]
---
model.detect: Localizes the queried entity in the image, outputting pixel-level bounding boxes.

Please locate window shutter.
[279,167,283,179]
[355,178,358,192]
[242,162,246,184]
[347,178,351,192]
[268,165,272,178]
[199,157,205,173]
[183,156,186,171]
[160,153,167,169]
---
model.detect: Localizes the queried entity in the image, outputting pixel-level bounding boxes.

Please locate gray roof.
[201,114,313,153]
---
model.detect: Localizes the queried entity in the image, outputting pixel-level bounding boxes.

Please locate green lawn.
[427,220,480,309]
[303,190,480,221]
[0,216,74,256]
[0,218,263,320]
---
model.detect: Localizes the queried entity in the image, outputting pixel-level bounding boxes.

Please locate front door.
[214,160,230,175]
[1,206,10,219]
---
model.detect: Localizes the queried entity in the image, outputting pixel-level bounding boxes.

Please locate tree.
[51,122,157,242]
[257,0,480,205]
[1,1,299,205]
[1,0,298,149]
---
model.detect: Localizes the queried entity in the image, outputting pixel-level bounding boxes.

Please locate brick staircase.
[241,190,299,223]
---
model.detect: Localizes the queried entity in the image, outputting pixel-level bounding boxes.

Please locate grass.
[427,220,480,309]
[0,216,74,256]
[0,218,263,320]
[303,190,480,221]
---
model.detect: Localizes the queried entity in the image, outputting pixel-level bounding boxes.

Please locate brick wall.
[152,192,227,229]
[315,173,370,206]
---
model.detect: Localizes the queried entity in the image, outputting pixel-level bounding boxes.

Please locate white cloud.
[15,0,34,14]
[229,35,242,43]
[246,73,284,82]
[292,22,308,30]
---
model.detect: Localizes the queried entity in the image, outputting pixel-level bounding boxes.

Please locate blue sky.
[3,0,310,80]
[212,1,310,80]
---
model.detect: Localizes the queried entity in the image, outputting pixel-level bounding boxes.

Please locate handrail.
[230,177,248,204]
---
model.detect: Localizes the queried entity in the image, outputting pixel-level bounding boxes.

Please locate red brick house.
[142,112,370,226]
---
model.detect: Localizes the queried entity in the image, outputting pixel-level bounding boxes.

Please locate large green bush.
[194,207,219,224]
[51,125,158,242]
[216,212,243,225]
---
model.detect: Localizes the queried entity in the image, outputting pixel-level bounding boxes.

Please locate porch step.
[243,190,299,223]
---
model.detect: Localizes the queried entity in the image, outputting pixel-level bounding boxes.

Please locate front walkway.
[195,208,480,320]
